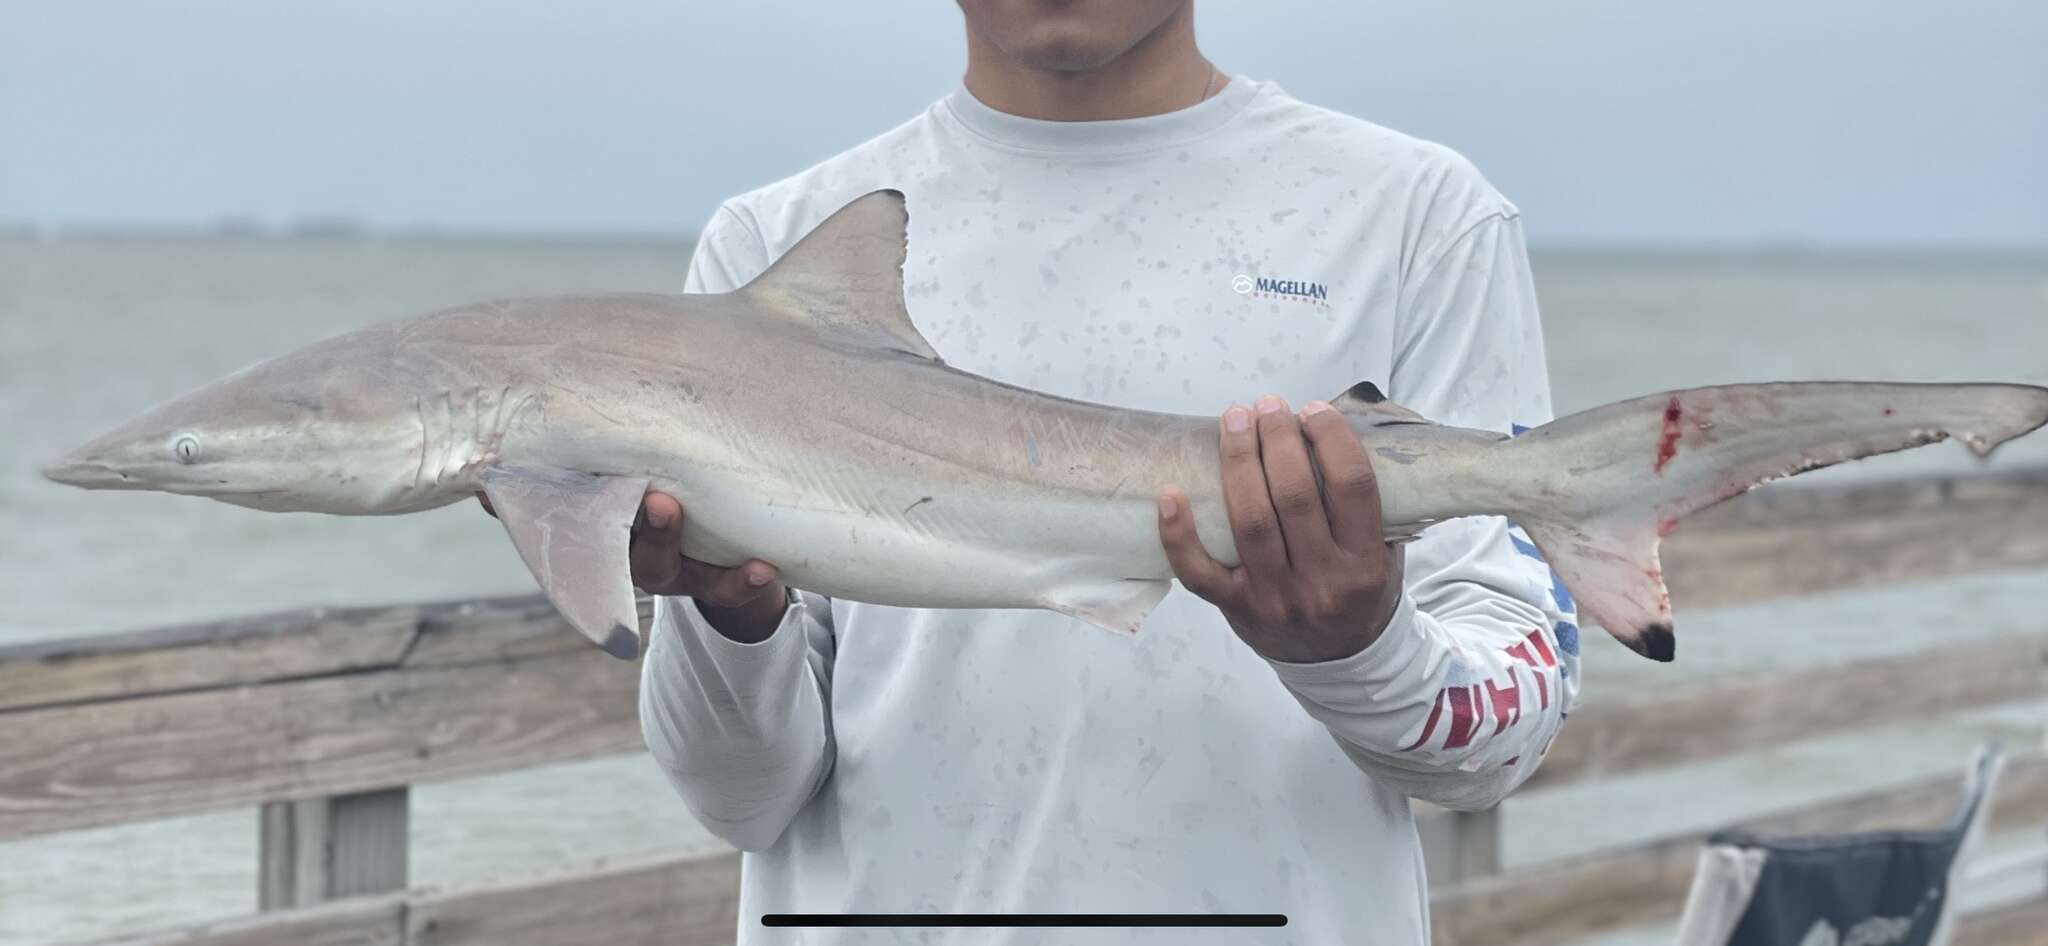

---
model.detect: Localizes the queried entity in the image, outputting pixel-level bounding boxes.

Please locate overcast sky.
[3,0,2043,247]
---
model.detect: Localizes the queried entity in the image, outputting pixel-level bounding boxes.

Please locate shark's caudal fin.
[1499,382,2048,661]
[736,189,942,363]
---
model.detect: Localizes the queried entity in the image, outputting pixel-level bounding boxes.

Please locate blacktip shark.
[43,190,2048,662]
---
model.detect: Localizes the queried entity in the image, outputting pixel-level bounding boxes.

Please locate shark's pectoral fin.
[1042,578,1173,635]
[479,465,650,660]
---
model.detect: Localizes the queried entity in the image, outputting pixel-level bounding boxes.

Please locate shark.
[42,190,2048,662]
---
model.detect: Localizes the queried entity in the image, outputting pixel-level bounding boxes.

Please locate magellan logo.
[1233,273,1330,307]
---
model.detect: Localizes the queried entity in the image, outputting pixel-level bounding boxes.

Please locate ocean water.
[1,235,2044,943]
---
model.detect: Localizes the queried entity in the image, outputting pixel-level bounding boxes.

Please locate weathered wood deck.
[5,466,2047,945]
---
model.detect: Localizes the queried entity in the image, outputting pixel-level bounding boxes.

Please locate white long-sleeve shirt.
[639,75,1581,946]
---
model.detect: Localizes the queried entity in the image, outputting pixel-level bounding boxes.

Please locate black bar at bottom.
[762,914,1287,928]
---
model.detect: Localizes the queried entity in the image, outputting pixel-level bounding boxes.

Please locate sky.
[2,0,2043,248]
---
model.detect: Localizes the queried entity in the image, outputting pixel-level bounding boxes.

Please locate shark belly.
[654,447,1171,616]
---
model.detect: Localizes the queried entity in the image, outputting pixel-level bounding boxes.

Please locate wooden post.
[259,788,409,909]
[1418,805,1502,886]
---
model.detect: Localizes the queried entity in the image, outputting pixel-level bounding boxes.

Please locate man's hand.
[477,490,789,644]
[1157,395,1404,663]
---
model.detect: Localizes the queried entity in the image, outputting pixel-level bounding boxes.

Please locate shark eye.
[173,435,201,464]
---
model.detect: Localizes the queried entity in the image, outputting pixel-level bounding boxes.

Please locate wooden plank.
[1966,842,2048,884]
[0,593,660,711]
[12,590,2028,843]
[1664,468,2048,609]
[398,596,608,669]
[0,644,642,840]
[80,843,2030,946]
[1431,755,2048,946]
[92,895,405,946]
[85,852,741,946]
[1529,629,2048,790]
[1417,806,1502,886]
[1955,896,2048,946]
[260,799,325,909]
[0,592,655,715]
[326,790,411,899]
[408,851,741,946]
[260,789,411,908]
[0,605,419,712]
[0,590,655,841]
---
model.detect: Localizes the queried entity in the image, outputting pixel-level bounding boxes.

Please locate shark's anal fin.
[1042,579,1173,635]
[736,189,943,364]
[480,465,650,660]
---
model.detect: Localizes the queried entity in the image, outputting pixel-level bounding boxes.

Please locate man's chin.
[1018,46,1124,72]
[1007,28,1132,73]
[1015,49,1130,72]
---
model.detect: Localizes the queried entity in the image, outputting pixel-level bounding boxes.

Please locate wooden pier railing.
[5,467,2048,945]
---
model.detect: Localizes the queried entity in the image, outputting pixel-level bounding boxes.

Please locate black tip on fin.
[1343,381,1389,404]
[601,624,641,661]
[1328,380,1431,425]
[1637,622,1676,662]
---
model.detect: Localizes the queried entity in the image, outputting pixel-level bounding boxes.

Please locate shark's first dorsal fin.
[740,189,941,363]
[1331,381,1432,426]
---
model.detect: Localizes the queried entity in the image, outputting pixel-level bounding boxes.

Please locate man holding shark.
[39,2,2046,940]
[633,0,1573,941]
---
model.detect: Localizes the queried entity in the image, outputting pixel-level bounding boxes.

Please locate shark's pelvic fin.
[480,465,651,660]
[1504,382,2048,662]
[739,189,942,364]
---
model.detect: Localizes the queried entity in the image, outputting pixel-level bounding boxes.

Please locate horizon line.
[1,219,2043,258]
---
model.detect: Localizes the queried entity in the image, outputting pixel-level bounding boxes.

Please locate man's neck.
[961,7,1217,122]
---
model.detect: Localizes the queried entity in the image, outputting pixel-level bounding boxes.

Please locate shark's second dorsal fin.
[1331,381,1432,426]
[740,189,942,363]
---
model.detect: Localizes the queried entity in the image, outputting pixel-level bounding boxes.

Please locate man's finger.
[1217,404,1291,581]
[1299,401,1385,553]
[629,492,688,590]
[1156,488,1237,603]
[641,492,686,539]
[1253,394,1338,565]
[681,557,780,609]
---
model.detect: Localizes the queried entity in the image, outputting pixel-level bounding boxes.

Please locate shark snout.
[41,454,137,489]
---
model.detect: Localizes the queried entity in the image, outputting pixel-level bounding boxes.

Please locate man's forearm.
[639,593,836,851]
[1270,593,1567,810]
[1265,517,1578,810]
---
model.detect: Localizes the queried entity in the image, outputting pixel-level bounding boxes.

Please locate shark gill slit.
[410,396,428,490]
[466,385,484,459]
[434,390,459,485]
[486,385,515,456]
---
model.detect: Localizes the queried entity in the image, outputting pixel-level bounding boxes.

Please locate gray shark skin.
[43,190,2048,662]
